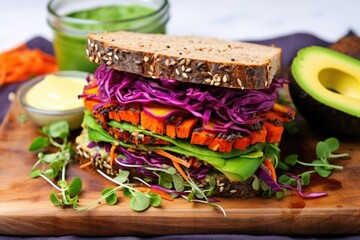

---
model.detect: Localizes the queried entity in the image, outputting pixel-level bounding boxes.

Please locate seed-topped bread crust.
[86,31,282,89]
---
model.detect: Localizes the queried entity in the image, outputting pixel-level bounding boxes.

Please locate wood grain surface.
[0,98,359,236]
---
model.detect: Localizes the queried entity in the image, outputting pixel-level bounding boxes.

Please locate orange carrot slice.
[264,158,277,182]
[0,44,58,86]
[135,187,173,201]
[79,161,92,169]
[172,161,189,181]
[109,145,117,167]
[154,150,191,168]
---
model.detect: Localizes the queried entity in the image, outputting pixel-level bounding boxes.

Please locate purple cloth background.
[0,33,358,239]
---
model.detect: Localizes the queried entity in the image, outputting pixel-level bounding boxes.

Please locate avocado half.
[290,46,360,137]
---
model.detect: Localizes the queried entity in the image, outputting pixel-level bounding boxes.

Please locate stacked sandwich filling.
[77,64,295,199]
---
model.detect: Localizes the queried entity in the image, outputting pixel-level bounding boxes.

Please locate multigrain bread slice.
[86,31,282,89]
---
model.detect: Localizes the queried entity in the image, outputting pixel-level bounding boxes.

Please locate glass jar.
[47,0,170,72]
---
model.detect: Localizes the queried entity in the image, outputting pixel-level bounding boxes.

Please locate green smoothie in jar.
[48,0,169,73]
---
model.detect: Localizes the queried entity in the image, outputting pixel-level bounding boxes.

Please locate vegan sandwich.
[76,31,295,201]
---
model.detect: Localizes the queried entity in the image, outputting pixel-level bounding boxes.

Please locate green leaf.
[194,188,205,199]
[264,143,280,162]
[165,167,177,175]
[67,144,77,158]
[277,161,290,171]
[313,160,332,178]
[29,169,41,178]
[123,187,132,197]
[88,128,116,144]
[42,152,60,163]
[65,194,78,207]
[68,177,82,197]
[206,186,216,197]
[50,192,62,206]
[47,120,70,139]
[84,110,117,144]
[101,188,118,205]
[276,189,286,199]
[300,172,311,186]
[172,174,185,192]
[187,189,195,202]
[114,170,130,184]
[209,177,216,188]
[159,172,173,189]
[278,174,292,185]
[260,181,270,191]
[71,196,79,208]
[316,141,330,159]
[324,137,339,152]
[43,169,54,178]
[29,136,49,151]
[284,154,298,166]
[148,191,162,207]
[252,175,260,191]
[50,160,64,178]
[57,180,68,189]
[130,191,150,211]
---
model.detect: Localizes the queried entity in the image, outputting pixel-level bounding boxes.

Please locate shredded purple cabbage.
[257,166,282,192]
[85,65,288,133]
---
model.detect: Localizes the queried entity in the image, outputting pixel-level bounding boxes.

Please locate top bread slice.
[86,31,281,89]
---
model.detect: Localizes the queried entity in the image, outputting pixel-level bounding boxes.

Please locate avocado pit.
[318,68,360,99]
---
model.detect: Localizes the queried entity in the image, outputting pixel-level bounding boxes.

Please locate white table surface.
[0,0,359,52]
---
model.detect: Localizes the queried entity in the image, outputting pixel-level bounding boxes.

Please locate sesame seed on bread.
[86,31,282,89]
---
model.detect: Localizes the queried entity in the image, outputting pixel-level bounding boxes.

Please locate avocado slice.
[290,46,360,137]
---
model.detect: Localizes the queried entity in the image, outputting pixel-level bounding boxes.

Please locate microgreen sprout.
[276,137,349,199]
[89,169,163,212]
[29,120,82,208]
[283,137,348,178]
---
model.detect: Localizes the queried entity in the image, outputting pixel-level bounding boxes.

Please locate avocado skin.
[289,73,360,137]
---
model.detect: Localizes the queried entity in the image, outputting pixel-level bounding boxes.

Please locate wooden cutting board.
[0,99,359,236]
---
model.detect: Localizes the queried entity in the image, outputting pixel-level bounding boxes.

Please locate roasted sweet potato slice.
[234,136,250,150]
[250,127,267,145]
[176,118,198,138]
[108,111,122,122]
[264,121,284,143]
[118,108,140,126]
[165,116,183,139]
[190,130,215,145]
[141,111,166,135]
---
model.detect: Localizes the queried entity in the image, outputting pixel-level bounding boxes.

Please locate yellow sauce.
[25,74,87,111]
